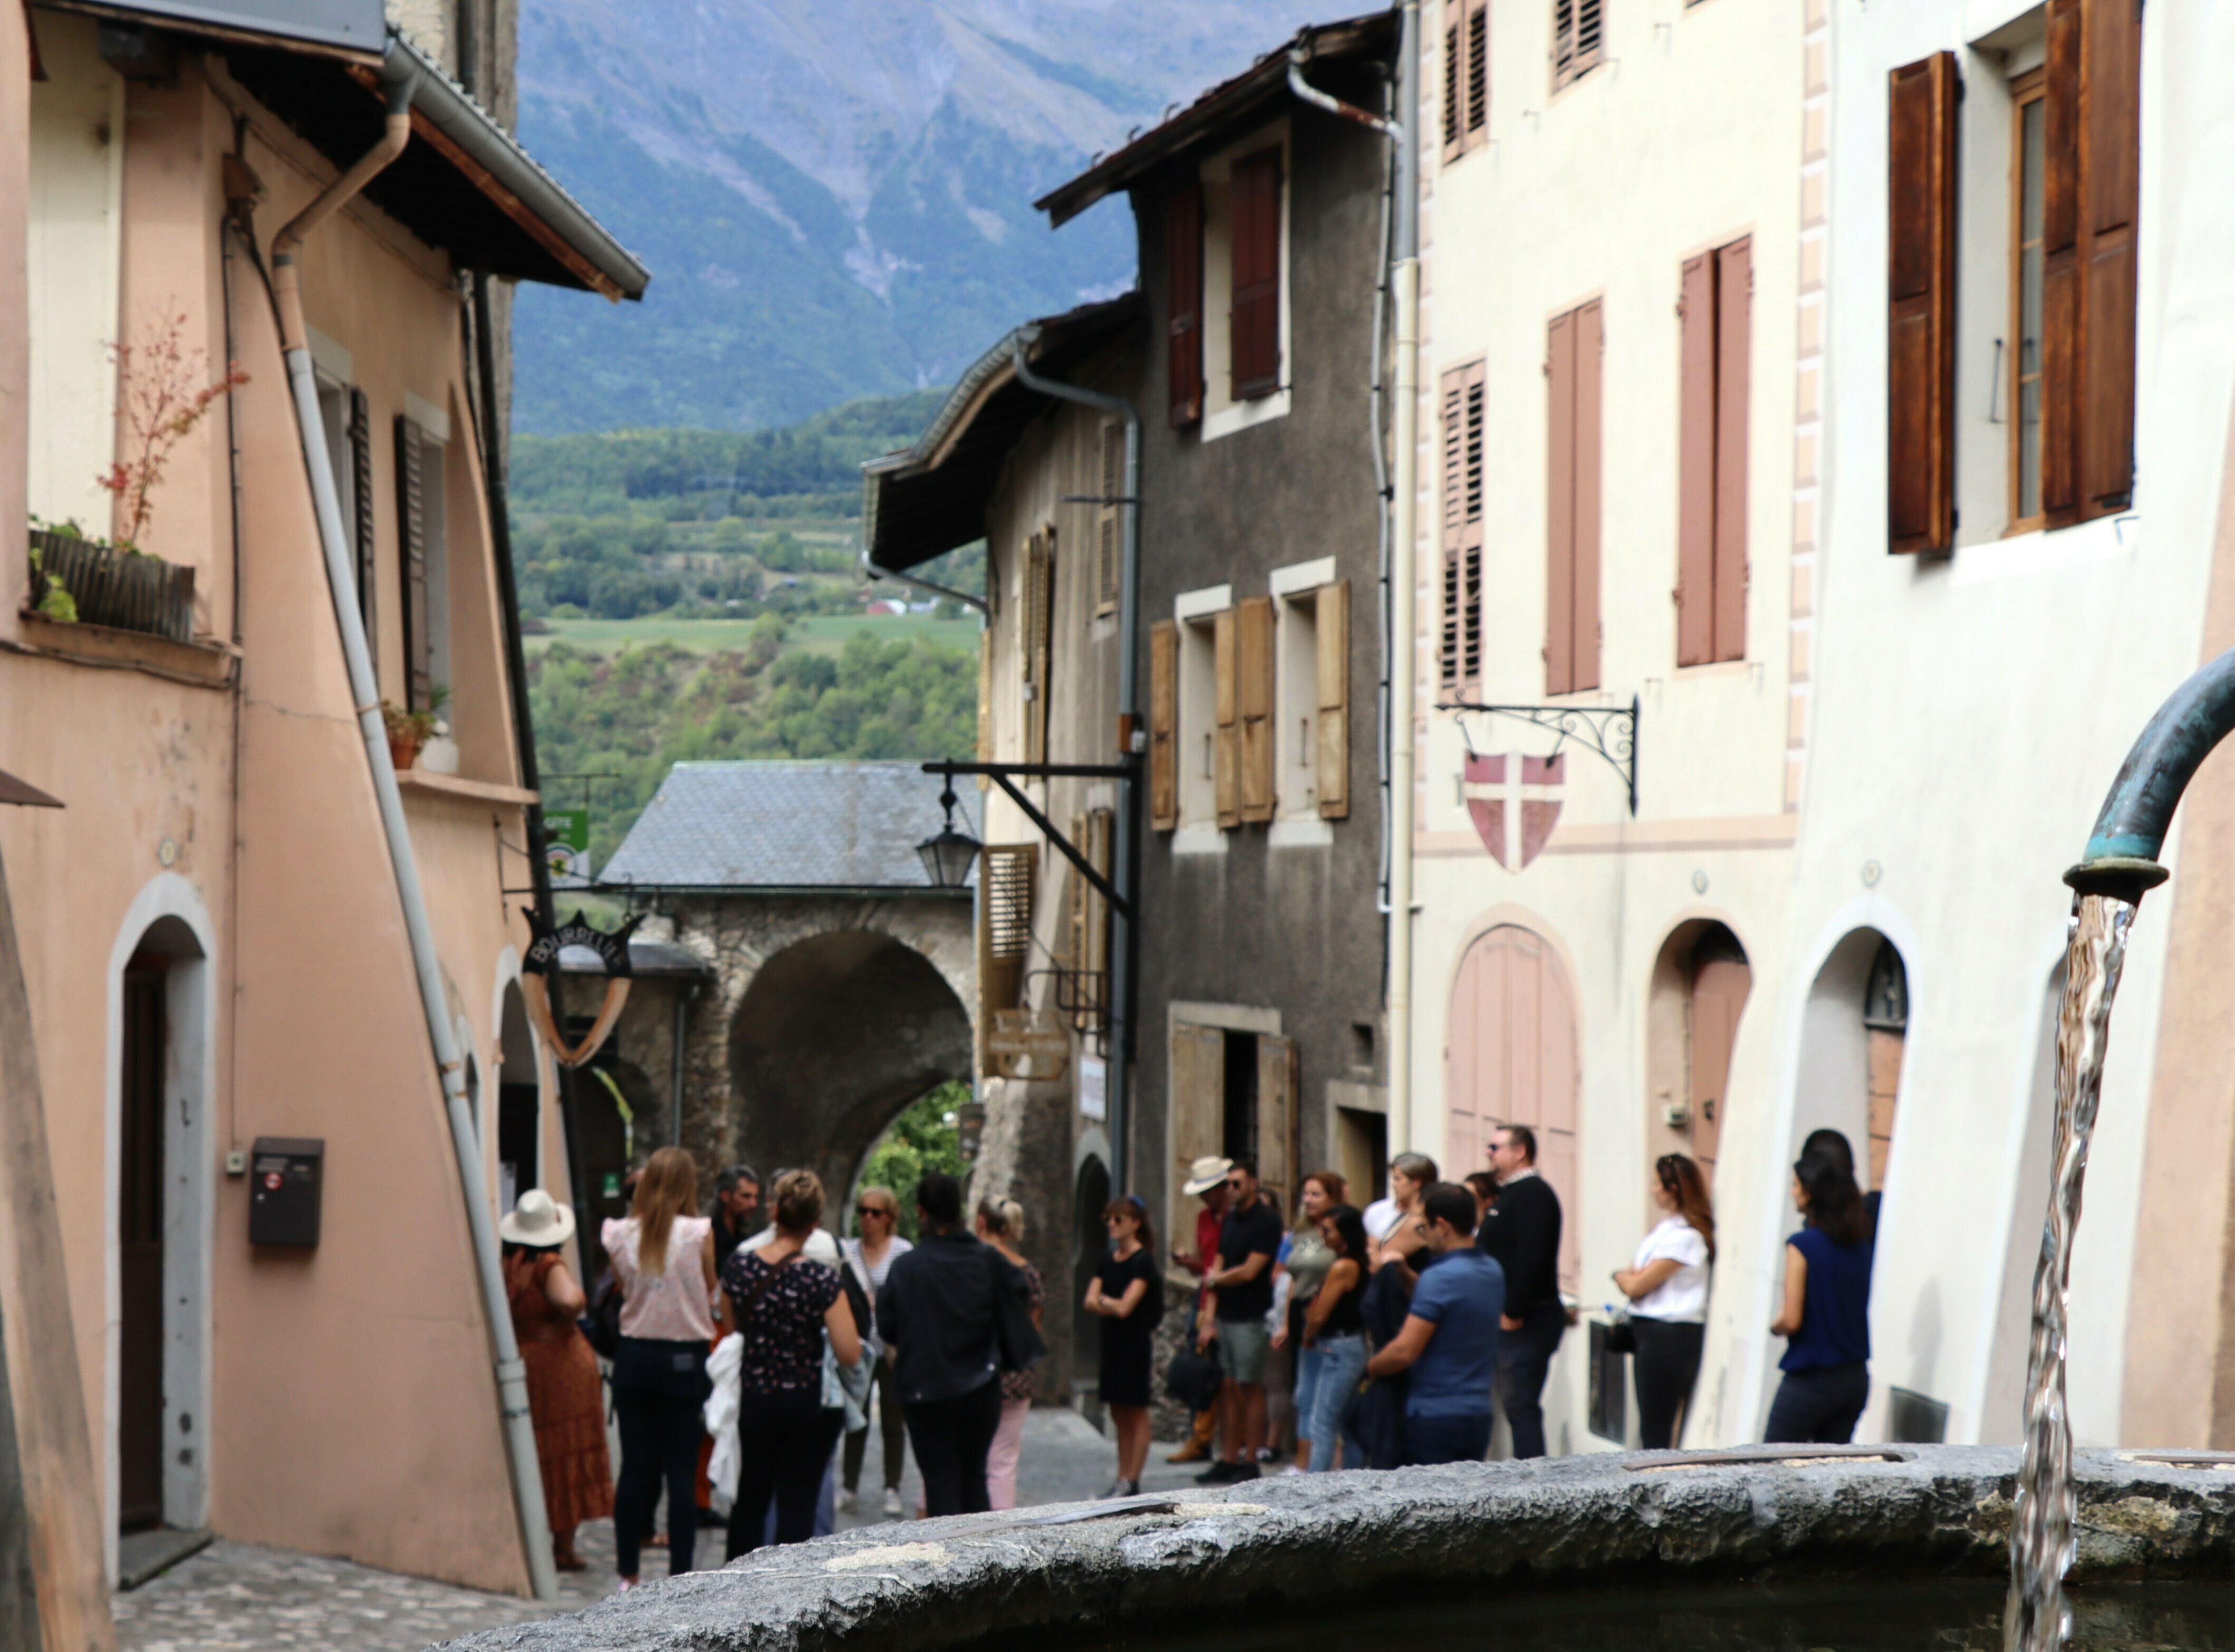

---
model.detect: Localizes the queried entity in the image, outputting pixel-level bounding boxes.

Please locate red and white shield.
[1462,753,1565,870]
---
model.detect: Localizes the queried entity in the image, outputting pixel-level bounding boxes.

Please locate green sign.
[601,1171,622,1199]
[546,808,590,854]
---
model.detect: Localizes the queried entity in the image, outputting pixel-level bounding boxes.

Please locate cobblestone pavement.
[116,1408,1253,1651]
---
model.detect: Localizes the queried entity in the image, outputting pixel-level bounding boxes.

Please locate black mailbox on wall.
[249,1137,323,1247]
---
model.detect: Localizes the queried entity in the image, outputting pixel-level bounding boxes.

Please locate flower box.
[28,529,195,643]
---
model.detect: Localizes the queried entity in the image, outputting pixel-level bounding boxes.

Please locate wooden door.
[1255,1036,1298,1215]
[1169,1023,1225,1264]
[1447,925,1581,1289]
[1687,957,1751,1178]
[119,956,167,1532]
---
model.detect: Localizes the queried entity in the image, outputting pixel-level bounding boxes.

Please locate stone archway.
[728,929,975,1204]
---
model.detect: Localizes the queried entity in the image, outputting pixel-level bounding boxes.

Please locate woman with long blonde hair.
[602,1147,723,1590]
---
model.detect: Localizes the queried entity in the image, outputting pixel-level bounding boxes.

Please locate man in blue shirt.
[1365,1182,1505,1465]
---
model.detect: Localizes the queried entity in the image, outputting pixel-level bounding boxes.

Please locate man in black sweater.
[1476,1124,1564,1458]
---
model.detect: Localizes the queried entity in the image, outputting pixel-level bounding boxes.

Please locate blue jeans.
[1305,1334,1367,1471]
[1294,1342,1324,1448]
[1404,1409,1493,1466]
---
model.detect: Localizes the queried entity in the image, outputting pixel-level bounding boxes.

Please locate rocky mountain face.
[512,0,1329,432]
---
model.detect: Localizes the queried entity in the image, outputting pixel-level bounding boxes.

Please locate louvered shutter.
[1466,0,1489,143]
[1443,0,1466,161]
[394,415,432,712]
[1554,0,1603,91]
[2041,0,2083,525]
[1887,53,1958,554]
[1315,579,1350,820]
[1677,254,1716,664]
[1150,620,1179,829]
[1440,366,1466,691]
[1439,361,1486,692]
[1256,1035,1299,1214]
[1023,532,1053,764]
[1095,422,1122,616]
[2078,0,2140,517]
[1214,607,1240,828]
[1167,185,1205,427]
[976,845,1036,1073]
[1230,148,1283,400]
[349,388,377,666]
[1572,301,1603,691]
[1712,237,1751,659]
[1237,594,1276,824]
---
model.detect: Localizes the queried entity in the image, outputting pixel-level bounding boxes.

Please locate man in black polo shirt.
[1194,1159,1282,1483]
[1476,1124,1564,1458]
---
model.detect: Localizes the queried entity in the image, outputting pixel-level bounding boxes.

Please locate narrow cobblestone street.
[114,1410,1230,1650]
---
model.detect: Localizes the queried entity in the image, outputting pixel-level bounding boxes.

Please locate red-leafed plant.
[98,311,248,550]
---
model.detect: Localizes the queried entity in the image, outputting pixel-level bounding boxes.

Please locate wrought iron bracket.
[1434,695,1639,816]
[923,760,1135,917]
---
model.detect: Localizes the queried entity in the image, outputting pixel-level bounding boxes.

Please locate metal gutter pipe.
[1386,0,1421,1152]
[857,545,989,617]
[1010,333,1141,1194]
[270,64,559,1603]
[1286,49,1404,140]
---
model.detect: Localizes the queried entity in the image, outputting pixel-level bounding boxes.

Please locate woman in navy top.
[1765,1148,1875,1443]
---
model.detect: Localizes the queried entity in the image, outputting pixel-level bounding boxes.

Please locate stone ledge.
[436,1447,2235,1651]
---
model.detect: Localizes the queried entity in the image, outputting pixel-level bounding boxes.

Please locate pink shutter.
[1571,300,1603,692]
[1545,313,1575,697]
[1713,239,1750,661]
[1676,255,1716,667]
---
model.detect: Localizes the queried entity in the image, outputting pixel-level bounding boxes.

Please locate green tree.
[855,1081,970,1241]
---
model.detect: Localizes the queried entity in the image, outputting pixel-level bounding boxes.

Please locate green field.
[526,613,981,657]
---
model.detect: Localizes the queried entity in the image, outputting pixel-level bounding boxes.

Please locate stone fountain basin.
[440,1446,2235,1652]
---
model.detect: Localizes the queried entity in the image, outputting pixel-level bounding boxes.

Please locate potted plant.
[382,701,435,771]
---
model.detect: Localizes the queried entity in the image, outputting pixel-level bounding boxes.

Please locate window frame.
[2007,66,2047,537]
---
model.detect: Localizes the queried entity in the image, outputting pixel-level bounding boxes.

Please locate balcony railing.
[28,528,195,643]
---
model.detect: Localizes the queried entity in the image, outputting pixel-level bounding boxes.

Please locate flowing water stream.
[2006,892,2138,1652]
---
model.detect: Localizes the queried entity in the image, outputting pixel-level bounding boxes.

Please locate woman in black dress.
[1083,1195,1162,1496]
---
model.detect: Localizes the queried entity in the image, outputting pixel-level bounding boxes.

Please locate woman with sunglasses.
[839,1186,913,1517]
[1084,1196,1162,1496]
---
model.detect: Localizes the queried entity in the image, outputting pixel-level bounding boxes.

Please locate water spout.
[2009,644,2235,1650]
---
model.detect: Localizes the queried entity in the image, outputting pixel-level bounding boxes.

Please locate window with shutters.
[394,416,450,714]
[1176,602,1224,831]
[1439,361,1486,694]
[1442,0,1489,164]
[1167,185,1204,428]
[1235,595,1276,824]
[1150,620,1179,830]
[1199,125,1292,441]
[317,380,379,675]
[1676,238,1750,666]
[1230,148,1283,401]
[1022,530,1054,764]
[1553,0,1604,92]
[1271,566,1335,825]
[1886,52,1959,555]
[976,844,1037,1073]
[2010,67,2047,532]
[1545,302,1603,695]
[1094,422,1122,617]
[1064,808,1113,1035]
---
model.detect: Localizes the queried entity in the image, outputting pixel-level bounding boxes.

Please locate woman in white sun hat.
[500,1189,611,1572]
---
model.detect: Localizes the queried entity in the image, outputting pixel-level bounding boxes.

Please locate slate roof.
[599,762,977,893]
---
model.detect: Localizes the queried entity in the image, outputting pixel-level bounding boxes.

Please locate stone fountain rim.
[440,1444,2235,1652]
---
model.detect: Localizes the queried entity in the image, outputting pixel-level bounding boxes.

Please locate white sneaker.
[882,1488,903,1518]
[836,1489,857,1514]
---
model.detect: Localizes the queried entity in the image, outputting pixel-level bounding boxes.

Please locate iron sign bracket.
[923,759,1136,918]
[1434,695,1640,816]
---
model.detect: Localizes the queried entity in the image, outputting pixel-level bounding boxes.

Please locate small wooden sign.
[987,1009,1071,1080]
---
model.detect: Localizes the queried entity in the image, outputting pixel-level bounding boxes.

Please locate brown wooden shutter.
[1230,148,1283,400]
[2079,0,2140,517]
[1213,607,1240,827]
[394,415,432,712]
[349,387,377,666]
[1466,0,1489,143]
[1315,579,1350,820]
[976,844,1036,1071]
[1167,185,1205,427]
[1676,254,1717,665]
[1887,52,1958,554]
[1095,422,1122,616]
[1440,366,1466,691]
[1150,620,1179,830]
[1237,594,1275,823]
[1256,1035,1299,1213]
[1554,0,1603,91]
[2041,0,2082,525]
[1170,1023,1226,1256]
[1439,361,1486,692]
[1713,237,1751,659]
[1023,532,1053,764]
[1444,0,1489,161]
[1573,300,1602,691]
[1546,303,1602,693]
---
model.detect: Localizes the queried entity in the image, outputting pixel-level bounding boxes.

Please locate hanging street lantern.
[917,774,982,887]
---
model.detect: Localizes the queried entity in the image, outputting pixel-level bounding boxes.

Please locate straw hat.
[1181,1156,1235,1196]
[498,1188,577,1248]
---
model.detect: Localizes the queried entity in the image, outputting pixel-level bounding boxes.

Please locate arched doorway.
[729,930,974,1208]
[1793,928,1909,1195]
[1646,922,1752,1187]
[1070,1155,1111,1426]
[1448,923,1581,1289]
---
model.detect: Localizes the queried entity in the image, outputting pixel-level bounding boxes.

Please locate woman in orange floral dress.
[501,1190,613,1571]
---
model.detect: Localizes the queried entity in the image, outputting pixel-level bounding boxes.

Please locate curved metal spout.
[2065,644,2235,900]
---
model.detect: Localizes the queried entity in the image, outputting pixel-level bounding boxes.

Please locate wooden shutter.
[1676,254,1718,664]
[349,387,377,666]
[1713,237,1751,659]
[1442,0,1489,162]
[1170,1023,1226,1260]
[1439,361,1486,692]
[976,844,1036,1071]
[1150,620,1179,829]
[394,415,432,712]
[2078,0,2141,517]
[1546,303,1602,694]
[1023,532,1053,764]
[1256,1035,1299,1214]
[1237,594,1275,824]
[1465,0,1489,145]
[2041,0,2082,525]
[1887,52,1959,554]
[1230,148,1283,401]
[1315,579,1350,820]
[1064,809,1114,1034]
[1095,423,1122,616]
[1213,607,1240,827]
[976,627,994,771]
[1167,185,1205,427]
[1554,0,1603,91]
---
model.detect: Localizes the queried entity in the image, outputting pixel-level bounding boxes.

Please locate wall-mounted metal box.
[249,1137,323,1247]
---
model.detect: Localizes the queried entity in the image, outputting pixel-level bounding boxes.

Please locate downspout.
[271,60,559,1603]
[1010,333,1140,1194]
[1385,2,1421,1152]
[857,545,988,616]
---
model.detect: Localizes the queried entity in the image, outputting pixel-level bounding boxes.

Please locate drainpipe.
[270,60,559,1603]
[1010,334,1140,1194]
[1385,2,1421,1152]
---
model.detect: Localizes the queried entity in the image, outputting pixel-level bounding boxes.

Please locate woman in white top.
[1612,1153,1715,1449]
[1362,1152,1438,1271]
[601,1147,725,1589]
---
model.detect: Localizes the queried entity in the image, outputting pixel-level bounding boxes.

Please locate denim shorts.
[1215,1317,1271,1384]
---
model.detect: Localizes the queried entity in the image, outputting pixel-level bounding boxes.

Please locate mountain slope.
[513,0,1332,433]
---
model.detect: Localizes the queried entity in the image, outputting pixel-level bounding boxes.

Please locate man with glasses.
[840,1187,912,1516]
[1196,1160,1281,1483]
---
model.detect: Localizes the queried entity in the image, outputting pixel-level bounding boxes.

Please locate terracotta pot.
[388,734,422,772]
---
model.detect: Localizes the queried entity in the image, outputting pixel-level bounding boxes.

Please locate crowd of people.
[487,1120,1882,1584]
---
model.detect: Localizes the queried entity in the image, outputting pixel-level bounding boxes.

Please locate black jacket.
[1477,1173,1562,1315]
[876,1228,1024,1404]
